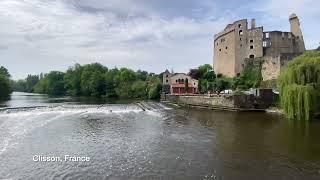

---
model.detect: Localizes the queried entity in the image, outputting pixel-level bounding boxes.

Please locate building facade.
[213,14,305,80]
[162,70,199,94]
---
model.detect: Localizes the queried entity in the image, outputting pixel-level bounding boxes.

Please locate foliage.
[184,78,189,92]
[0,66,10,78]
[278,51,320,121]
[0,75,11,100]
[64,64,83,96]
[0,66,12,100]
[13,63,163,99]
[232,62,262,90]
[81,63,107,96]
[34,71,65,95]
[213,77,231,94]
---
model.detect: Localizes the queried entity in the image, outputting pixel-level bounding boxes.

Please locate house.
[162,69,199,94]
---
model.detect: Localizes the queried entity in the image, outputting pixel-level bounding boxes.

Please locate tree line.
[12,63,162,99]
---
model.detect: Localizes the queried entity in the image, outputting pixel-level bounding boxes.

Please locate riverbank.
[161,93,274,112]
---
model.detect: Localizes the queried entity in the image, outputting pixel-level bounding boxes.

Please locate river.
[0,92,320,179]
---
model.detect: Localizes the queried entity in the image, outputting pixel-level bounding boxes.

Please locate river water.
[0,92,320,179]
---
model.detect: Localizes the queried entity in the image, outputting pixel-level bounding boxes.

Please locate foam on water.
[0,103,170,155]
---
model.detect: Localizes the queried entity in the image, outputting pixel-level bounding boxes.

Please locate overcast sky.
[0,0,319,79]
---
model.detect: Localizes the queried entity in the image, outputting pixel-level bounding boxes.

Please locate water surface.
[0,92,320,179]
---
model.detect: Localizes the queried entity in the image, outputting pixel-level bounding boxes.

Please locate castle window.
[250,39,253,43]
[226,46,228,49]
[238,24,242,28]
[240,44,242,47]
[249,55,255,58]
[166,75,168,77]
[219,49,221,51]
[166,79,168,83]
[216,42,218,46]
[265,32,270,38]
[250,45,254,49]
[221,38,225,42]
[239,30,243,35]
[176,80,178,83]
[263,41,267,47]
[240,38,242,41]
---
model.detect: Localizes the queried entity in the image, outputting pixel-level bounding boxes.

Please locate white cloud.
[0,0,231,79]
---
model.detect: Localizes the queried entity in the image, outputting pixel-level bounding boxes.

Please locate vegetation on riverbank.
[12,63,162,100]
[188,63,261,94]
[0,66,12,100]
[278,51,320,121]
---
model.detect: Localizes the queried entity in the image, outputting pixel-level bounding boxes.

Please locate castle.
[213,14,305,80]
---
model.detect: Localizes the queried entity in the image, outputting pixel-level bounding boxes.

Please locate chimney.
[251,19,256,29]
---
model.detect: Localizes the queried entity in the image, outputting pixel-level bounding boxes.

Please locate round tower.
[289,13,306,53]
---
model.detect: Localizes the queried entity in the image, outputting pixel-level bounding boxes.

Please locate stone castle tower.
[289,13,306,53]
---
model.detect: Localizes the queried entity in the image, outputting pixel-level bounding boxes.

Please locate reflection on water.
[0,92,320,179]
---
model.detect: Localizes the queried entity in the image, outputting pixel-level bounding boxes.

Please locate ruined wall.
[214,30,236,77]
[163,94,272,110]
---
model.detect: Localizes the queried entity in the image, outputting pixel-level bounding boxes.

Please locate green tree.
[0,75,11,100]
[25,75,40,92]
[213,77,231,94]
[185,78,189,92]
[81,63,107,97]
[46,71,65,95]
[146,76,161,99]
[105,68,118,97]
[131,80,147,98]
[64,64,83,96]
[0,66,12,100]
[0,66,10,78]
[34,71,65,95]
[278,51,320,121]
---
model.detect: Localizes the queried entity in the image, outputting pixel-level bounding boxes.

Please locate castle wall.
[213,14,305,80]
[214,30,236,77]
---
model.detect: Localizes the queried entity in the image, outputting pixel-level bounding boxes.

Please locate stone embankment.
[161,93,273,111]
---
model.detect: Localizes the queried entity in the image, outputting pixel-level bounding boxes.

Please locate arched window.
[166,79,168,83]
[239,30,243,35]
[249,54,255,58]
[238,24,242,28]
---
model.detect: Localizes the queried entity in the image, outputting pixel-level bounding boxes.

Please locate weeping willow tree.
[278,51,320,121]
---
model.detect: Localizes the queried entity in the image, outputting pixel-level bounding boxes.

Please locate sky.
[0,0,319,79]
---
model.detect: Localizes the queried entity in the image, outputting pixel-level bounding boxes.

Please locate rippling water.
[0,92,320,179]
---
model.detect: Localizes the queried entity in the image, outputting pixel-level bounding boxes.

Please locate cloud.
[0,0,318,79]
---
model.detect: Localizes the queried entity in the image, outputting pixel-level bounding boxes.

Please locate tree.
[278,51,320,121]
[188,69,201,79]
[34,71,65,95]
[0,66,11,100]
[80,63,107,96]
[185,78,189,92]
[25,75,40,92]
[213,77,231,94]
[0,75,11,100]
[0,66,10,78]
[232,62,261,90]
[64,64,83,96]
[131,80,147,98]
